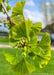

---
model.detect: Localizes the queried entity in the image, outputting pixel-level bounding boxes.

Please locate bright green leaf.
[31,22,42,34]
[9,29,19,47]
[29,35,37,45]
[10,58,35,75]
[37,32,51,68]
[3,52,18,65]
[29,30,35,38]
[9,37,19,47]
[9,20,33,41]
[38,33,51,50]
[17,48,23,62]
[25,19,32,38]
[12,16,19,25]
[11,1,26,17]
[6,4,11,12]
[29,46,42,55]
[9,21,27,40]
[37,54,49,68]
[19,15,24,21]
[0,0,11,12]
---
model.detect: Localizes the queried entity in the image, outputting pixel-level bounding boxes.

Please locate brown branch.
[1,2,15,26]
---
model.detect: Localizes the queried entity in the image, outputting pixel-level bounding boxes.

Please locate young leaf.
[12,16,19,25]
[36,54,48,68]
[38,32,51,57]
[29,46,42,56]
[0,0,11,13]
[29,35,37,45]
[10,58,35,75]
[31,22,42,34]
[9,20,33,41]
[19,15,24,21]
[9,37,19,47]
[29,30,35,38]
[17,48,24,62]
[37,32,51,68]
[6,4,11,12]
[9,21,27,40]
[25,19,32,38]
[3,52,18,65]
[11,1,26,17]
[9,29,20,47]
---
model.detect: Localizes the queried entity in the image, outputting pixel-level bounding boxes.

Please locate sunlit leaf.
[6,4,11,12]
[29,35,37,45]
[10,58,35,75]
[3,52,18,65]
[9,20,33,41]
[9,21,27,40]
[19,15,24,21]
[12,16,19,25]
[0,0,11,12]
[9,29,19,47]
[37,32,51,68]
[25,19,32,38]
[11,1,26,17]
[31,22,42,34]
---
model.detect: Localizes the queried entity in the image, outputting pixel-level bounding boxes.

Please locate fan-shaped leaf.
[11,1,26,17]
[9,21,27,40]
[37,32,51,68]
[9,20,33,41]
[31,22,42,34]
[10,58,35,75]
[3,52,18,65]
[29,35,37,45]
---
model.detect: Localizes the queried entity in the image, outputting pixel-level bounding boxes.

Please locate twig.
[1,2,15,26]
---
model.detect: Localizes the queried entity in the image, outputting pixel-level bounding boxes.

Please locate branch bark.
[1,2,15,26]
